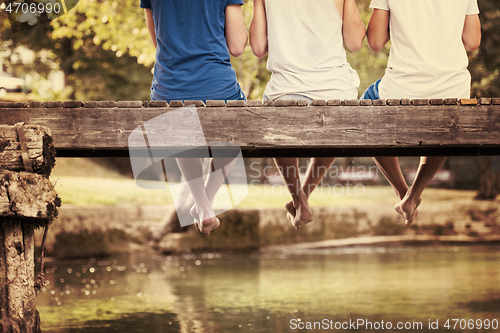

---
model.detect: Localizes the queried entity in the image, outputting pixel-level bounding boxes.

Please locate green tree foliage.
[470,0,500,97]
[1,0,154,101]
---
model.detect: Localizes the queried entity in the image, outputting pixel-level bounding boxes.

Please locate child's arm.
[366,9,390,52]
[462,14,481,52]
[342,0,366,52]
[249,0,268,58]
[225,4,248,57]
[144,9,157,49]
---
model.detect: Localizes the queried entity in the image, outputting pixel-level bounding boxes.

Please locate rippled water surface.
[38,246,500,332]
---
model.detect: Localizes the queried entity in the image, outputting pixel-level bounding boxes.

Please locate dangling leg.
[395,156,446,225]
[372,157,409,199]
[274,157,312,228]
[190,157,237,222]
[176,157,220,234]
[285,157,336,220]
[373,157,423,224]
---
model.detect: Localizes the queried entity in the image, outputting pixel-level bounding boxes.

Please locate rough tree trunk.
[475,156,500,200]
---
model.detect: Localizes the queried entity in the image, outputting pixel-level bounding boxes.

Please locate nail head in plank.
[148,101,168,107]
[63,101,83,108]
[460,98,478,106]
[310,100,326,106]
[84,101,99,108]
[387,99,400,106]
[327,99,341,106]
[226,100,246,107]
[401,99,411,106]
[479,97,491,105]
[444,98,458,105]
[373,99,386,106]
[247,100,262,107]
[430,99,444,105]
[117,101,143,108]
[274,100,296,107]
[99,101,117,108]
[206,100,226,107]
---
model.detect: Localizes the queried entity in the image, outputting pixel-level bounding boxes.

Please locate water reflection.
[38,246,500,332]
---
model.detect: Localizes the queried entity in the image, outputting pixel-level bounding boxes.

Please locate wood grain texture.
[0,171,60,220]
[1,219,39,333]
[0,102,499,157]
[0,125,55,175]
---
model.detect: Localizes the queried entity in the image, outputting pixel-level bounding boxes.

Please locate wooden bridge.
[1,98,500,158]
[0,97,499,332]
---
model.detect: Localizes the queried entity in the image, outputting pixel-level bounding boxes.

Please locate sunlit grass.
[51,176,476,208]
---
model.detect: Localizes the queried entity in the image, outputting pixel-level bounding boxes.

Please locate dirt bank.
[42,192,500,258]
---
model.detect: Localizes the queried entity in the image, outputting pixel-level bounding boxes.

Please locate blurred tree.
[469,0,500,200]
[0,0,153,101]
[470,0,500,98]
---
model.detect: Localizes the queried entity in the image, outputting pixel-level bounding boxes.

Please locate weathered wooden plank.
[247,100,262,107]
[310,100,326,106]
[226,100,246,107]
[0,171,60,220]
[0,125,55,175]
[2,219,39,333]
[327,100,341,106]
[0,104,499,157]
[63,101,83,108]
[206,100,226,107]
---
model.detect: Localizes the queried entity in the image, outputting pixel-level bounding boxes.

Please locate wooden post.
[0,124,58,333]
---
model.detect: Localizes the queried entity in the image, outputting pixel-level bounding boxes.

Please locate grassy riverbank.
[51,174,477,209]
[51,157,479,208]
[47,158,500,258]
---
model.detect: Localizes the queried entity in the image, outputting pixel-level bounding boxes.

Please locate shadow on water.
[60,312,180,333]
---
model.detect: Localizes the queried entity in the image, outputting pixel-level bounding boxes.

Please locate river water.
[37,245,500,332]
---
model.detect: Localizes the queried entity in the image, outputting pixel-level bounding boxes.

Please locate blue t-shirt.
[140,0,244,101]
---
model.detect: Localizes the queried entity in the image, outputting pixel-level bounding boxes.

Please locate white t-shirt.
[264,0,360,100]
[370,0,480,99]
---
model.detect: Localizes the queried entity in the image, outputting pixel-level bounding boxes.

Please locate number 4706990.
[443,319,498,330]
[4,2,61,15]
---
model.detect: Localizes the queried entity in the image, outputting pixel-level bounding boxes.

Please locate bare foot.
[197,216,220,235]
[190,205,220,235]
[395,195,422,225]
[285,196,313,229]
[293,205,313,229]
[285,201,296,224]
